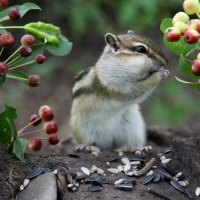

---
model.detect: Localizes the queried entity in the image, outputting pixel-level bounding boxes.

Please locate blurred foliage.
[5,0,200,128]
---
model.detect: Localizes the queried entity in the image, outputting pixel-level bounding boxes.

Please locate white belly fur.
[70,94,146,150]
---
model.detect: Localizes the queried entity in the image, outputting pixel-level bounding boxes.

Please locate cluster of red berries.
[27,105,60,151]
[165,0,200,44]
[0,33,45,86]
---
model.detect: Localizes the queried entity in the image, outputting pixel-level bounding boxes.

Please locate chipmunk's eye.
[131,45,148,54]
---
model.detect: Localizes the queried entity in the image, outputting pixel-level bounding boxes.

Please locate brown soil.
[0,126,200,200]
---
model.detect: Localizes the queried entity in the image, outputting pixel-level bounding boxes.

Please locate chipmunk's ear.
[105,33,119,51]
[127,30,135,35]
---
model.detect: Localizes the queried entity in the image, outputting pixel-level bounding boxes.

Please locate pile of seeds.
[20,146,198,199]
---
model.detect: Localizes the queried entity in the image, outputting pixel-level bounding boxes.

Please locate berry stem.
[18,128,43,137]
[9,60,36,71]
[7,55,22,65]
[5,46,21,64]
[28,137,48,141]
[6,74,28,81]
[0,47,4,56]
[0,26,24,29]
[17,117,41,135]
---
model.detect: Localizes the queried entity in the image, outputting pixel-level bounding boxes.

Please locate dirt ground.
[0,126,200,200]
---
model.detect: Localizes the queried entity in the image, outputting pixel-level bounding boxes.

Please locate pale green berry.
[172,12,190,25]
[197,52,200,60]
[174,21,186,34]
[183,0,200,15]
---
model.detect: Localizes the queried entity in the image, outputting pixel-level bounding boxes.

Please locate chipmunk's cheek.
[136,69,158,82]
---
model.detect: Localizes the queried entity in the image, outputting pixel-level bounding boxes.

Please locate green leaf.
[163,37,200,56]
[0,24,7,33]
[175,76,200,89]
[46,35,72,56]
[0,76,6,85]
[0,105,17,144]
[7,71,29,84]
[160,18,172,33]
[179,55,199,79]
[13,137,28,163]
[0,3,41,20]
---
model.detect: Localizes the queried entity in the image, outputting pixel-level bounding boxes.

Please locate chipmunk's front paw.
[75,144,101,155]
[157,68,170,79]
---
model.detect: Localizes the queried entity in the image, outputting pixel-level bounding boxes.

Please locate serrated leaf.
[179,55,199,79]
[9,43,44,67]
[7,71,29,84]
[0,3,41,20]
[46,35,72,56]
[13,137,28,163]
[0,105,17,144]
[163,37,200,56]
[175,76,200,89]
[160,18,172,33]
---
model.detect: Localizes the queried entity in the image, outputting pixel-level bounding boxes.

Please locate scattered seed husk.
[126,171,136,176]
[81,167,90,176]
[161,158,171,165]
[84,177,94,184]
[170,179,186,194]
[178,181,187,187]
[68,153,80,158]
[106,162,110,166]
[163,164,177,176]
[142,172,155,185]
[147,170,154,176]
[124,164,131,173]
[20,185,24,191]
[90,165,98,174]
[121,157,130,165]
[87,185,103,192]
[185,188,195,199]
[108,168,121,174]
[195,187,200,197]
[154,168,173,180]
[175,172,182,178]
[27,167,50,179]
[90,179,103,186]
[97,177,113,184]
[160,155,166,161]
[129,156,145,162]
[75,172,89,182]
[117,165,124,172]
[67,183,74,189]
[108,156,118,162]
[52,169,58,175]
[130,161,141,165]
[153,173,161,183]
[115,183,134,191]
[97,168,105,176]
[23,179,30,188]
[114,178,125,185]
[163,149,172,154]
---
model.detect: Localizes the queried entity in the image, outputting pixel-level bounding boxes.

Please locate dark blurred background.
[0,0,200,143]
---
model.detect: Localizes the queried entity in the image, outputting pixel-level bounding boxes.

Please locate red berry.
[19,46,32,57]
[186,19,200,33]
[39,105,54,121]
[165,27,181,41]
[183,0,200,15]
[48,133,60,145]
[0,33,14,47]
[0,0,8,8]
[21,34,36,46]
[35,54,46,64]
[0,62,8,77]
[43,121,58,134]
[28,139,42,151]
[28,75,40,87]
[184,29,199,43]
[192,59,200,76]
[8,7,20,20]
[29,114,42,126]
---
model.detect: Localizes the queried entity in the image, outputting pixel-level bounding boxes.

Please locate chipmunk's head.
[96,30,168,94]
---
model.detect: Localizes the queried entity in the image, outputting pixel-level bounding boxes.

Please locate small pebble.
[195,187,200,197]
[81,167,90,176]
[114,178,125,185]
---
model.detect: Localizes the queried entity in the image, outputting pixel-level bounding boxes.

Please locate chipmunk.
[70,30,169,151]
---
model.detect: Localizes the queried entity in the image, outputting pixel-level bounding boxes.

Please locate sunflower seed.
[97,177,113,184]
[97,168,105,176]
[185,188,195,199]
[126,171,135,176]
[129,156,145,162]
[108,168,121,174]
[175,172,182,178]
[115,183,134,191]
[67,183,74,188]
[114,178,125,185]
[81,167,90,176]
[52,169,58,175]
[117,165,124,172]
[27,167,51,179]
[75,172,89,181]
[106,162,110,166]
[124,164,131,173]
[142,172,155,185]
[121,157,130,165]
[161,158,171,164]
[153,173,161,183]
[195,187,200,197]
[178,181,187,187]
[90,165,98,174]
[130,161,141,165]
[20,185,24,191]
[160,155,166,161]
[154,168,173,180]
[88,185,103,192]
[147,170,154,176]
[163,163,177,176]
[170,180,186,194]
[23,179,30,187]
